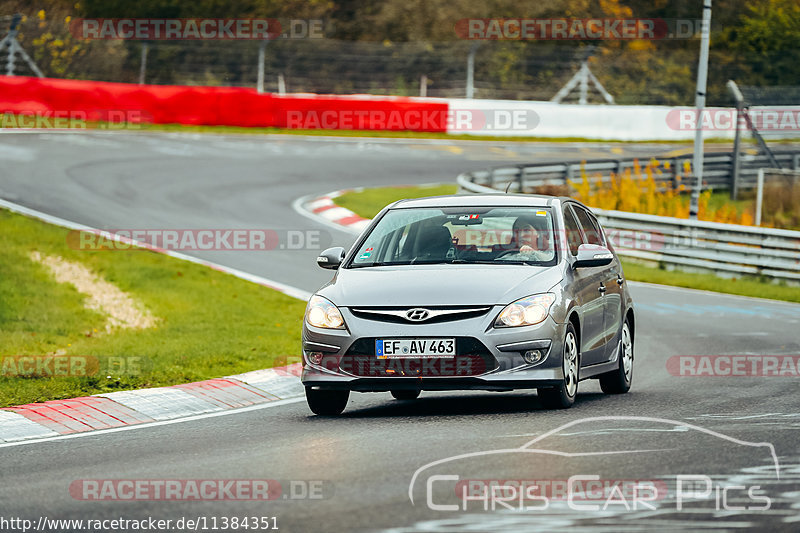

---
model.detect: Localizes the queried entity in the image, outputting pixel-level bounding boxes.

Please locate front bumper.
[301,306,567,392]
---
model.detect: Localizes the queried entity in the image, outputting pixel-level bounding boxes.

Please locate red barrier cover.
[0,76,447,131]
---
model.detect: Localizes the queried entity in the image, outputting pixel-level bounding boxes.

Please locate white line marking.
[0,198,312,301]
[628,280,800,307]
[0,397,306,449]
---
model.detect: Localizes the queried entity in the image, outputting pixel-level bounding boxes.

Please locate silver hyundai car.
[301,194,635,415]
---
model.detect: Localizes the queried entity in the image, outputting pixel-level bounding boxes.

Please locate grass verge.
[0,208,306,407]
[335,185,800,304]
[620,259,800,303]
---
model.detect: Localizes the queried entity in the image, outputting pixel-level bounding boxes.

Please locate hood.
[317,264,563,307]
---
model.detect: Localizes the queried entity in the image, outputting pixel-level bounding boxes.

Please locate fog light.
[523,350,543,364]
[307,352,324,365]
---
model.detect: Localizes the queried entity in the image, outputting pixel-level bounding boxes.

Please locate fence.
[457,162,800,282]
[7,12,798,107]
[460,151,800,193]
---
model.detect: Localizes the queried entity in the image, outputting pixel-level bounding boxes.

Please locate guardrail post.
[671,158,679,191]
[755,168,764,226]
[138,43,149,85]
[731,135,742,200]
[257,39,267,94]
[517,167,524,193]
[793,152,799,171]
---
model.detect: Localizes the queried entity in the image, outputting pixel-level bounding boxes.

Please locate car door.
[572,205,623,362]
[563,205,606,367]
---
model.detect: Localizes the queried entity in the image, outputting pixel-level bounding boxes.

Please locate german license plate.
[376,338,455,359]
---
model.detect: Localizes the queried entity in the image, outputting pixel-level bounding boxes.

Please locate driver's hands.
[519,245,534,255]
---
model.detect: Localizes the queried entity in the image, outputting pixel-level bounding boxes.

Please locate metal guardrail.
[464,151,800,193]
[457,169,800,283]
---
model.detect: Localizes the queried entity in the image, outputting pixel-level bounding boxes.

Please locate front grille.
[340,337,497,377]
[349,306,491,325]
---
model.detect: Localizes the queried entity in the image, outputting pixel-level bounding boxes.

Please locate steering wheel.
[494,249,523,259]
[495,248,545,261]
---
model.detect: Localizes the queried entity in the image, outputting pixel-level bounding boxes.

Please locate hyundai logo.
[405,308,431,322]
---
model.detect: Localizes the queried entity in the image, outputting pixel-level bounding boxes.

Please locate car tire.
[391,390,421,401]
[599,317,633,394]
[538,323,579,409]
[305,387,349,415]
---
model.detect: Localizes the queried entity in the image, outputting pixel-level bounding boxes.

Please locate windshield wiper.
[437,259,532,265]
[350,259,538,268]
[349,262,389,269]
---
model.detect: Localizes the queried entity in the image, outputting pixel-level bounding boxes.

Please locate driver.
[503,216,551,261]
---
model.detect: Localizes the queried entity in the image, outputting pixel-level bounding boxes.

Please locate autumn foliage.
[567,158,756,226]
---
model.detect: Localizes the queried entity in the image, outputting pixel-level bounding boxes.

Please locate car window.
[562,206,583,256]
[572,206,605,246]
[348,207,557,267]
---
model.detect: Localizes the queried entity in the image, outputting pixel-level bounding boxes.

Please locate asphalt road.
[1,132,799,532]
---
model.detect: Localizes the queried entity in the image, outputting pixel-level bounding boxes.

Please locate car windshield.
[348,206,557,268]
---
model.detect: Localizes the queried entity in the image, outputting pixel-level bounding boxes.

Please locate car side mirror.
[573,244,614,269]
[316,247,346,270]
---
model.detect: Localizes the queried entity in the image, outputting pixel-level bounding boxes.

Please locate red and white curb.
[0,364,303,443]
[294,189,370,236]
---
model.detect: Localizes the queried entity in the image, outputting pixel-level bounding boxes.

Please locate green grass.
[102,123,800,144]
[620,259,800,303]
[0,208,306,407]
[705,190,754,215]
[336,184,458,219]
[336,185,800,304]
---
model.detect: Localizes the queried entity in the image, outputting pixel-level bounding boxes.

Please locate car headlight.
[305,295,345,329]
[495,293,556,327]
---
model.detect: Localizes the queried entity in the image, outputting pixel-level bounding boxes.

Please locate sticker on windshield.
[458,214,480,221]
[536,211,547,216]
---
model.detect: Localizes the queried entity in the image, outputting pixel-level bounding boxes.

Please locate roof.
[391,193,567,209]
